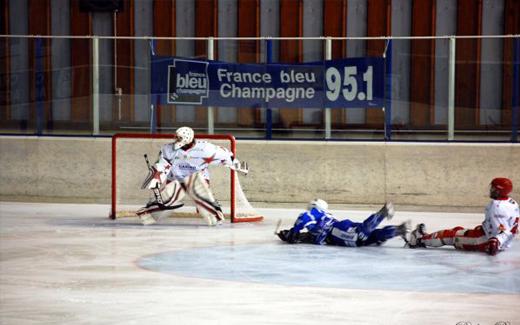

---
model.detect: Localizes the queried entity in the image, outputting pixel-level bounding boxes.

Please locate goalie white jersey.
[156,140,235,182]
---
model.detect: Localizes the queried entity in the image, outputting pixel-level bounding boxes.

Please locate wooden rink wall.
[1,136,519,211]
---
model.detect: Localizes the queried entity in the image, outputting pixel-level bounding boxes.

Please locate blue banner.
[151,56,384,108]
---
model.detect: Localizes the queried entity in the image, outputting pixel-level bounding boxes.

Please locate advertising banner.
[151,56,385,108]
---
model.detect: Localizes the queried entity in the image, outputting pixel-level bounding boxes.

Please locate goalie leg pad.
[183,172,225,226]
[160,179,186,208]
[136,181,186,225]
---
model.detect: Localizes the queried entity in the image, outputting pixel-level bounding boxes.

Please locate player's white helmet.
[308,198,328,211]
[174,126,195,150]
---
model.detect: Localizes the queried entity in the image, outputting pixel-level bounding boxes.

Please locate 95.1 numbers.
[325,66,373,102]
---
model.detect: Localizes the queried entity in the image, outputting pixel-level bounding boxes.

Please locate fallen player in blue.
[277,199,409,247]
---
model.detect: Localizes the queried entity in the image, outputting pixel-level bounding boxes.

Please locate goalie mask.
[490,177,513,199]
[173,126,195,150]
[308,198,328,212]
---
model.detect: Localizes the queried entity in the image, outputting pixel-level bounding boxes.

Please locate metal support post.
[265,39,273,140]
[92,37,100,135]
[324,37,332,139]
[207,37,215,134]
[512,37,519,143]
[384,40,392,141]
[448,37,456,141]
[35,38,44,135]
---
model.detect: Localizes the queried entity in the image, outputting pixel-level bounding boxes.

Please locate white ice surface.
[0,202,519,325]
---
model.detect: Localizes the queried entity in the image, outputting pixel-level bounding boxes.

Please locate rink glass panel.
[0,36,518,141]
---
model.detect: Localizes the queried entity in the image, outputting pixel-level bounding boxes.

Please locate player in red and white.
[136,126,249,226]
[407,177,519,255]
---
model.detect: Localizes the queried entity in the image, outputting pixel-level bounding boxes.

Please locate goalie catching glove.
[230,158,249,175]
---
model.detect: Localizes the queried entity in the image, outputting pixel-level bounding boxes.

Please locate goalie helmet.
[308,198,328,211]
[173,126,195,150]
[490,177,513,199]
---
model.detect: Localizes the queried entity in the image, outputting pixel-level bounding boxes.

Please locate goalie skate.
[139,213,158,225]
[136,202,162,225]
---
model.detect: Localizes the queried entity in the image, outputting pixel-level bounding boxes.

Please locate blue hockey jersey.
[289,208,337,245]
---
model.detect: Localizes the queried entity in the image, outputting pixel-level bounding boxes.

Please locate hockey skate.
[136,204,160,225]
[396,220,411,242]
[138,212,158,225]
[204,214,223,226]
[407,223,427,248]
[377,202,395,220]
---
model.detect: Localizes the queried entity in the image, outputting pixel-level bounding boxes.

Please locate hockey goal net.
[110,133,263,223]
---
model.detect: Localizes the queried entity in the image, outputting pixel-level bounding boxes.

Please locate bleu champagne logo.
[168,59,209,105]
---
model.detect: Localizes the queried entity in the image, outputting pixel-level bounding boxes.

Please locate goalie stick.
[144,154,164,205]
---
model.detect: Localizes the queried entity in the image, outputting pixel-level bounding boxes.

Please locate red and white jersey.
[155,140,234,182]
[482,198,519,249]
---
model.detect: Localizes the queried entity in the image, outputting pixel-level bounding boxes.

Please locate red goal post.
[110,133,263,223]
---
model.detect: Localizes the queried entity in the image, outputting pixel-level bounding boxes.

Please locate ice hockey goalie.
[136,126,249,226]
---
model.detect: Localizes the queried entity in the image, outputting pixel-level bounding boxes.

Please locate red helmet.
[490,178,513,199]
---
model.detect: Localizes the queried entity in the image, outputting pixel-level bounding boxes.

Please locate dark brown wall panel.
[324,0,347,126]
[70,0,92,122]
[195,0,217,58]
[195,0,218,126]
[502,0,520,126]
[238,0,260,63]
[279,0,303,128]
[455,0,482,129]
[237,0,261,126]
[410,0,436,128]
[114,0,135,123]
[323,0,347,58]
[279,0,303,63]
[28,0,52,128]
[153,0,176,129]
[0,0,9,121]
[366,0,391,125]
[153,0,176,56]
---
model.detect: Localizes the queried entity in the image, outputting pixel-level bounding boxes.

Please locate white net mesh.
[111,134,262,223]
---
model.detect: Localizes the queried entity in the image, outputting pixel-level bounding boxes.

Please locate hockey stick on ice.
[274,219,282,235]
[144,154,164,205]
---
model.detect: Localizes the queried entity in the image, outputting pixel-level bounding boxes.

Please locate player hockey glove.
[277,230,290,242]
[487,237,499,256]
[512,217,519,235]
[277,229,301,244]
